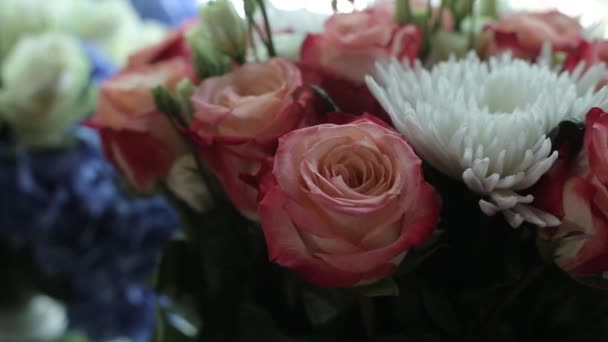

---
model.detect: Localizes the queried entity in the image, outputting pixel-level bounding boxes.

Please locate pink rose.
[190,57,313,218]
[258,115,441,287]
[300,8,421,84]
[89,28,197,191]
[481,10,583,60]
[535,107,608,275]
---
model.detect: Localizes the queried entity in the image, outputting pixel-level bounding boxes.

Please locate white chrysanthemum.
[366,53,608,228]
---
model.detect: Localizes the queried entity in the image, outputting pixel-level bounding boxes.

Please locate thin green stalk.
[255,0,276,57]
[358,295,377,342]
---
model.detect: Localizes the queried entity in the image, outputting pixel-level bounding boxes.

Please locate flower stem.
[358,295,377,341]
[255,0,276,58]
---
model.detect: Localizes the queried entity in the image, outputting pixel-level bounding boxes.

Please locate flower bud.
[0,32,93,146]
[176,79,196,120]
[198,0,247,62]
[425,31,469,66]
[186,25,232,79]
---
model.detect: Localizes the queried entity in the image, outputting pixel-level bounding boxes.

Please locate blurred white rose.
[0,32,92,146]
[53,0,167,64]
[249,32,307,61]
[0,0,66,59]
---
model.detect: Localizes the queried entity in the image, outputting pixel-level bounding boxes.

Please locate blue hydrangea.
[81,42,116,84]
[129,0,198,26]
[0,127,178,341]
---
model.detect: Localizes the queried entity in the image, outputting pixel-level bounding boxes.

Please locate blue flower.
[129,0,198,26]
[69,284,157,342]
[81,42,116,83]
[0,127,178,341]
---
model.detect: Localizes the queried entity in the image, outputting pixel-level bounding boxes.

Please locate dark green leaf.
[420,287,461,340]
[355,277,400,297]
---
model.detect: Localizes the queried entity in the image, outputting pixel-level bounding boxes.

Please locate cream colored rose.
[53,0,167,64]
[0,32,92,145]
[0,0,61,59]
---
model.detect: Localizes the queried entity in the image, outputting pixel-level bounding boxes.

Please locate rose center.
[317,143,391,196]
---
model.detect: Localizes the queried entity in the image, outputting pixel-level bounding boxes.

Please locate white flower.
[0,32,92,146]
[54,0,167,64]
[366,53,608,227]
[0,0,62,59]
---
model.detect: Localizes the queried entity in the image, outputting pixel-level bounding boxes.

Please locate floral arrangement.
[3,0,608,341]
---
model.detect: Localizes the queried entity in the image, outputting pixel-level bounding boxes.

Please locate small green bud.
[186,25,233,79]
[198,0,247,62]
[425,31,470,66]
[479,0,499,19]
[175,79,196,121]
[394,0,412,26]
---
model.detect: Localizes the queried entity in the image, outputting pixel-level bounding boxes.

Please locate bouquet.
[4,0,608,341]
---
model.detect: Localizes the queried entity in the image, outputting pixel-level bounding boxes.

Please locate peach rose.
[89,26,197,191]
[190,57,313,218]
[535,107,608,275]
[481,10,583,60]
[300,8,421,84]
[258,115,441,287]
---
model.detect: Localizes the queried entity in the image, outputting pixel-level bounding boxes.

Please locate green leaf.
[155,298,200,342]
[175,79,196,122]
[153,86,187,127]
[52,332,90,342]
[355,277,400,297]
[420,286,461,339]
[536,235,558,266]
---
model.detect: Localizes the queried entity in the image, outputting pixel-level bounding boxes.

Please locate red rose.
[563,40,608,88]
[298,63,391,123]
[481,11,583,60]
[258,115,440,287]
[535,107,608,275]
[300,8,421,84]
[190,58,313,219]
[89,25,197,191]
